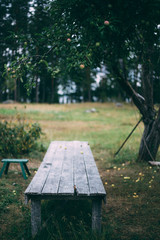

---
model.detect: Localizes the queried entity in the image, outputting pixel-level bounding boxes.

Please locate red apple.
[80,64,85,69]
[67,38,71,42]
[104,20,109,26]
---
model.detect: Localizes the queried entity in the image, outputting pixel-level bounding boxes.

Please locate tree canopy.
[0,0,160,104]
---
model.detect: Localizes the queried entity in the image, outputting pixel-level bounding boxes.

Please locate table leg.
[31,199,41,237]
[92,199,102,233]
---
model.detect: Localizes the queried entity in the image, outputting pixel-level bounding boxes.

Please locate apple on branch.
[104,20,109,26]
[67,38,71,42]
[80,64,85,69]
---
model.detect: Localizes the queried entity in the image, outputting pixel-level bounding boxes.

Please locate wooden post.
[31,199,41,237]
[92,199,102,233]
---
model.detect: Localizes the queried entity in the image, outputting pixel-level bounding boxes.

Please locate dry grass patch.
[0,102,137,112]
[39,120,114,143]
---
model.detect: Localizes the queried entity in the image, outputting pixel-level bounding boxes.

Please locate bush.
[0,115,43,157]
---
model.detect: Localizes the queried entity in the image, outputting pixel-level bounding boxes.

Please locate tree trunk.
[51,78,54,103]
[138,54,159,161]
[138,113,160,161]
[112,59,160,162]
[14,78,17,101]
[86,66,91,101]
[42,79,45,102]
[17,78,20,102]
[35,76,39,103]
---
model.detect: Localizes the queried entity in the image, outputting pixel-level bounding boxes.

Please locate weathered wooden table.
[25,141,106,237]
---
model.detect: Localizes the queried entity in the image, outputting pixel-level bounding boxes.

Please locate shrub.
[0,115,43,157]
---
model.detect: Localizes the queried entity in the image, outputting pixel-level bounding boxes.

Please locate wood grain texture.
[25,141,106,199]
[42,142,67,194]
[25,162,51,194]
[58,141,74,195]
[73,141,90,196]
[82,142,106,196]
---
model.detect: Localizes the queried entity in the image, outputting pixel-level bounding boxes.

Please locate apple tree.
[47,0,160,161]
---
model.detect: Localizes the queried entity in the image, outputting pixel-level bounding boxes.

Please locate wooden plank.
[25,162,52,194]
[25,142,59,195]
[43,141,90,196]
[73,141,89,196]
[149,161,160,166]
[82,142,106,196]
[42,143,65,194]
[43,141,58,163]
[58,141,74,195]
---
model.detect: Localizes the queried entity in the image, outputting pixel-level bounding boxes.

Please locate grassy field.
[0,102,160,240]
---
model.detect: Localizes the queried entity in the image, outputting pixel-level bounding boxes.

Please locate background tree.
[1,0,160,105]
[0,0,30,101]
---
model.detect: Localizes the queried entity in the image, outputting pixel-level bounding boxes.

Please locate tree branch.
[112,64,147,118]
[141,56,154,110]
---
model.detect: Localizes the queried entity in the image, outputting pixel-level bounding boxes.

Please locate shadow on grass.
[27,200,112,240]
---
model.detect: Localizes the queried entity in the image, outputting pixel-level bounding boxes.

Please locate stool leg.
[20,163,27,179]
[0,162,7,178]
[23,163,31,176]
[5,163,10,175]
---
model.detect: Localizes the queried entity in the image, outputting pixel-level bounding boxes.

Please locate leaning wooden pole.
[114,117,143,156]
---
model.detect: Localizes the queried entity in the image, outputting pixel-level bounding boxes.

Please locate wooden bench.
[25,141,106,237]
[0,159,30,180]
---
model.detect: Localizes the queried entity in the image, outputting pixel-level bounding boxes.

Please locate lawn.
[0,102,160,240]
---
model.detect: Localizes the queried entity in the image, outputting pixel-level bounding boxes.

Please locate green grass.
[0,102,160,240]
[0,108,18,116]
